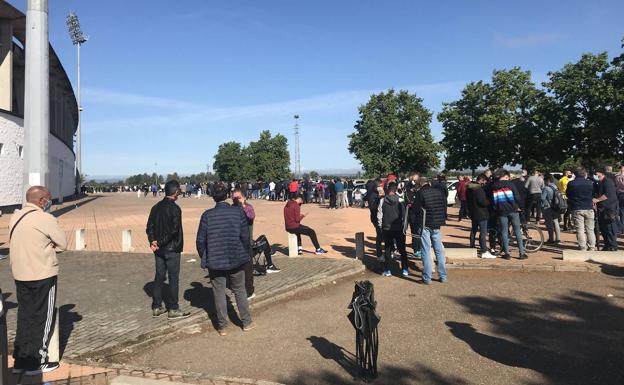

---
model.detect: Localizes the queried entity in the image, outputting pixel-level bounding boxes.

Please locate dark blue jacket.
[566,178,594,211]
[196,202,250,271]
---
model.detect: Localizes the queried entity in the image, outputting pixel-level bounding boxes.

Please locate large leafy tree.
[243,130,291,181]
[349,89,440,176]
[543,52,621,162]
[439,81,490,173]
[440,68,543,170]
[213,141,245,181]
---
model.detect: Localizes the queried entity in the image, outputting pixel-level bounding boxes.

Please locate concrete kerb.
[562,250,624,264]
[70,258,365,362]
[104,365,285,385]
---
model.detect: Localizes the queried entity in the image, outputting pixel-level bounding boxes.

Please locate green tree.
[243,130,291,181]
[349,89,440,176]
[213,141,244,181]
[439,81,490,174]
[309,170,320,180]
[543,52,621,162]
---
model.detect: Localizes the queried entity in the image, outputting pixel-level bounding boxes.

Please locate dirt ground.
[121,269,624,385]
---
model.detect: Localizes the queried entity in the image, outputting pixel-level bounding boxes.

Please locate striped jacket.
[490,180,521,215]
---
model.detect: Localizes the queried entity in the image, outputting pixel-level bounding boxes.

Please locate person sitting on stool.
[284,194,328,255]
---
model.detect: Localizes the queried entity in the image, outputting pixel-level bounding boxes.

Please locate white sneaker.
[481,251,496,259]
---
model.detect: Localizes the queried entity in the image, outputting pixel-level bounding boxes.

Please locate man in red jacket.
[284,195,328,255]
[457,175,470,221]
[288,179,299,198]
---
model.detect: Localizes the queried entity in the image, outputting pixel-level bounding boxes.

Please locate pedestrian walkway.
[0,251,363,361]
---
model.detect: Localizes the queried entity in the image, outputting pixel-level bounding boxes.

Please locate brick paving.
[0,251,363,360]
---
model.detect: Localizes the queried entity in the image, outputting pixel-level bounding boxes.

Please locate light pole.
[66,11,88,187]
[294,114,301,178]
[23,0,50,199]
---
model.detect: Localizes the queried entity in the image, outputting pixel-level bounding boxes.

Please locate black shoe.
[502,253,511,260]
[266,265,281,273]
[518,254,528,260]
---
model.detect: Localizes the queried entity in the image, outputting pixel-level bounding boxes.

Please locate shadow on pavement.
[59,304,82,359]
[51,195,101,218]
[447,291,624,385]
[183,281,244,329]
[307,336,357,379]
[278,362,469,385]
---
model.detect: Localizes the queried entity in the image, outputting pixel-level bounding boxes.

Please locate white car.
[446,180,459,206]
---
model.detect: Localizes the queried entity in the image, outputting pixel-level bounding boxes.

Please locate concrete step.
[562,250,624,264]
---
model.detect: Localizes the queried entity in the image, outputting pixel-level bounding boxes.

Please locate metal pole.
[76,41,81,180]
[23,0,50,199]
[0,288,8,385]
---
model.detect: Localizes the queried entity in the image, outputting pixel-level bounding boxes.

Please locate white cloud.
[494,33,562,49]
[85,81,466,133]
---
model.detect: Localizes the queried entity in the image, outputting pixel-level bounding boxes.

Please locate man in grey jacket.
[525,170,544,223]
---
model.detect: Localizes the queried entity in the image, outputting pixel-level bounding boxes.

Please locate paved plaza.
[120,269,624,385]
[2,192,618,268]
[1,193,623,385]
[0,251,363,360]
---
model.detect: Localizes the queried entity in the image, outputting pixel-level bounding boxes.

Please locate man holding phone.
[284,195,328,255]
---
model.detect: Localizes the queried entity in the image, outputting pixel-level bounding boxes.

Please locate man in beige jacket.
[8,186,66,375]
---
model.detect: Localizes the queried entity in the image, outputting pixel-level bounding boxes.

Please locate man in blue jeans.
[491,169,527,260]
[413,177,448,284]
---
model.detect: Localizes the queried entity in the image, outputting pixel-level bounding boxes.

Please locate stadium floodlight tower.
[66,11,88,184]
[294,114,301,178]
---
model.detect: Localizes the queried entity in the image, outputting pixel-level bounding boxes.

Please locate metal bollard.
[355,232,365,261]
[0,288,8,385]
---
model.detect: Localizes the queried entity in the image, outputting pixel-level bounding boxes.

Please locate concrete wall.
[0,110,75,207]
[0,110,23,206]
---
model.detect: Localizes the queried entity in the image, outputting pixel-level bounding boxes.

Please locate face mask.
[593,175,599,182]
[43,199,52,212]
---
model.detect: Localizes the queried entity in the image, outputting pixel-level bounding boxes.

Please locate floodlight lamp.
[66,11,88,45]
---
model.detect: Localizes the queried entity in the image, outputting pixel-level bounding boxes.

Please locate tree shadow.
[447,291,624,385]
[278,363,469,385]
[59,304,82,359]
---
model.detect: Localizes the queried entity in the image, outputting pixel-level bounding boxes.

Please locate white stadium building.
[0,1,78,209]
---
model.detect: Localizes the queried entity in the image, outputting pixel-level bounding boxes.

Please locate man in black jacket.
[413,177,448,284]
[366,178,383,257]
[196,184,254,335]
[377,183,408,277]
[404,173,422,258]
[466,175,494,258]
[146,180,190,320]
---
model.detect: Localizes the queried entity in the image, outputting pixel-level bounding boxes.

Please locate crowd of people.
[459,165,621,255]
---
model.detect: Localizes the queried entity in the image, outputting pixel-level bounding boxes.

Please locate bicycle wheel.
[522,223,544,253]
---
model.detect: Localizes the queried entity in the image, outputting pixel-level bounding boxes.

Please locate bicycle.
[488,215,544,253]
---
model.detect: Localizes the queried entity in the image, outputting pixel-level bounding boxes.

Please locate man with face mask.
[8,186,67,375]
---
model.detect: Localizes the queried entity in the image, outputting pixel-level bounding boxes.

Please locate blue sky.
[20,0,624,177]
